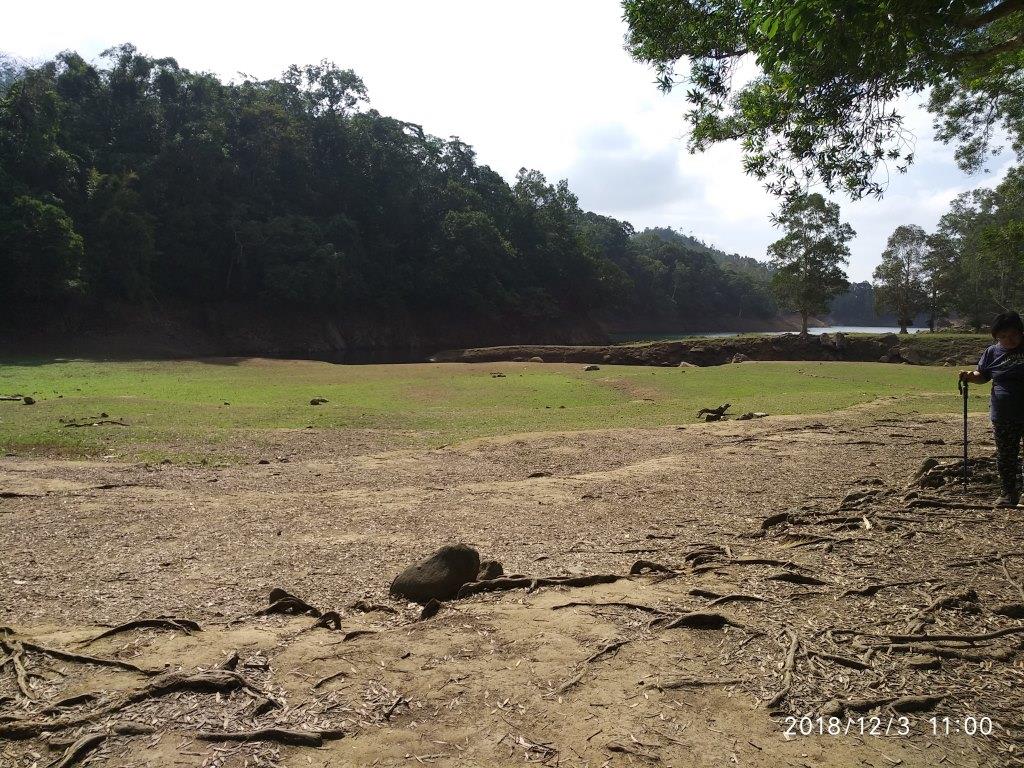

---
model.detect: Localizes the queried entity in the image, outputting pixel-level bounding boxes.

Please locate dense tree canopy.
[623,0,1024,198]
[925,165,1024,326]
[0,45,778,339]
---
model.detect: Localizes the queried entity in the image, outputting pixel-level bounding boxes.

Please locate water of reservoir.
[609,326,925,343]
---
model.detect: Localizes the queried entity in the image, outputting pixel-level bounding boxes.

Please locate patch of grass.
[0,357,984,461]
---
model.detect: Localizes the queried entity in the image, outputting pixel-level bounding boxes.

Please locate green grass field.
[0,357,988,462]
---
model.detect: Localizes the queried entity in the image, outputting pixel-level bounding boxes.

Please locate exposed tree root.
[312,612,342,630]
[688,588,723,600]
[825,693,945,716]
[907,499,992,511]
[728,557,810,571]
[0,669,255,739]
[0,641,34,699]
[20,640,154,675]
[419,600,441,621]
[765,628,799,708]
[660,612,743,631]
[349,600,397,614]
[551,601,668,615]
[313,670,347,689]
[805,648,870,670]
[257,588,321,617]
[457,573,620,598]
[587,638,632,664]
[760,512,791,530]
[49,732,107,768]
[841,579,936,598]
[707,593,769,607]
[767,572,829,586]
[39,692,101,715]
[607,740,660,759]
[884,626,1024,643]
[629,560,674,575]
[78,618,201,646]
[870,642,1016,663]
[197,727,339,747]
[1000,557,1024,602]
[556,668,586,694]
[994,603,1024,619]
[330,630,376,643]
[891,694,946,713]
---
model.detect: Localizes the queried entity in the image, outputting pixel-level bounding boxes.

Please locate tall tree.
[622,0,1024,199]
[767,193,852,334]
[873,224,929,333]
[0,44,784,341]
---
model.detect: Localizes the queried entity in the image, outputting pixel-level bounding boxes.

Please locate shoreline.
[432,332,988,368]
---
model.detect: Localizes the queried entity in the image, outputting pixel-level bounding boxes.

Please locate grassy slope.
[0,357,986,462]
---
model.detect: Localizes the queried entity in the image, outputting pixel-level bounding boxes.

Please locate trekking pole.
[958,378,969,491]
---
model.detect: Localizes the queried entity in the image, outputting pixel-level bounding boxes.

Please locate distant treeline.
[0,46,786,341]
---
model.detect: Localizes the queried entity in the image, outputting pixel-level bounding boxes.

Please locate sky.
[3,0,1015,281]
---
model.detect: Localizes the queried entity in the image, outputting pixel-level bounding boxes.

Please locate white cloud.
[1,0,1014,281]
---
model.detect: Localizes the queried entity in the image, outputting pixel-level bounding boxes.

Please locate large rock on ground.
[390,544,481,603]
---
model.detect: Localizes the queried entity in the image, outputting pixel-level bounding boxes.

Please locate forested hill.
[0,46,782,355]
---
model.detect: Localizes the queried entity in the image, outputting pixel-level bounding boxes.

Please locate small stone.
[730,353,750,363]
[22,396,35,405]
[528,356,544,363]
[258,459,271,465]
[584,364,600,371]
[310,397,329,405]
[907,655,941,670]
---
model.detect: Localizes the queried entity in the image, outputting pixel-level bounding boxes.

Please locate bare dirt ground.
[2,402,1024,767]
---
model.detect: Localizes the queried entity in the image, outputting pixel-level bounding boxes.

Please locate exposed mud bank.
[433,332,990,367]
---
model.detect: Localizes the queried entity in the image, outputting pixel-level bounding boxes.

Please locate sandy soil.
[2,403,1023,767]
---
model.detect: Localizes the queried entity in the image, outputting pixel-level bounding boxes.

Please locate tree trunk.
[800,311,809,335]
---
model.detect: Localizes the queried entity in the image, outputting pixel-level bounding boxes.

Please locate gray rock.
[390,544,481,603]
[584,364,600,371]
[731,353,750,363]
[528,356,544,363]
